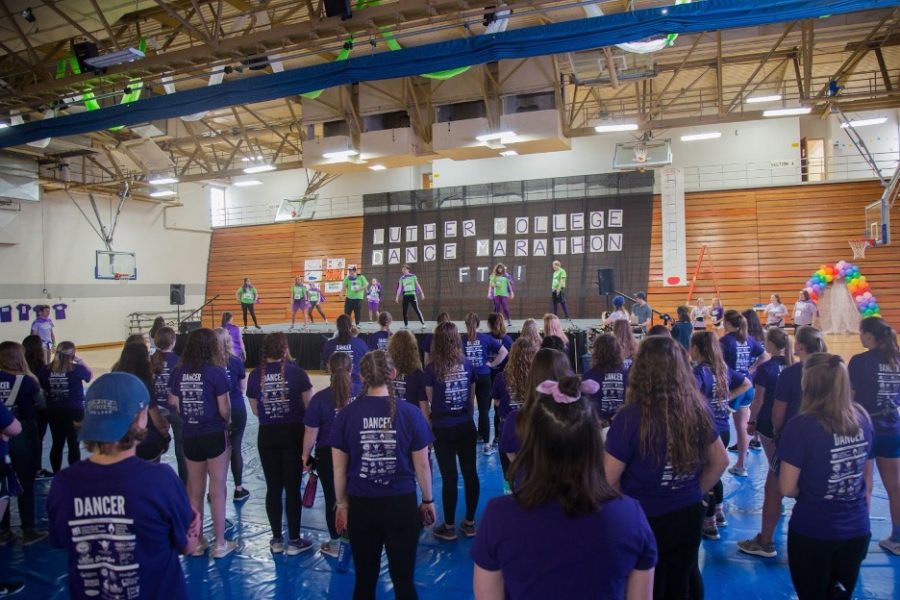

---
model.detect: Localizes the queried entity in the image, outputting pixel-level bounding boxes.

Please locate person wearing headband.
[472,374,656,599]
[48,372,201,600]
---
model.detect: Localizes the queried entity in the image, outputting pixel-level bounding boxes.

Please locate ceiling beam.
[39,0,104,47]
[87,0,122,51]
[0,2,54,81]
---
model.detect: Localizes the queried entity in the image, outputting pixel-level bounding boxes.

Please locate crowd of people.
[0,297,898,600]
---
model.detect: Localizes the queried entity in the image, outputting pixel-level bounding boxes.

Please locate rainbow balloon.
[804,261,881,318]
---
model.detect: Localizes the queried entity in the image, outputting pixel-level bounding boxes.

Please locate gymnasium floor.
[2,335,898,599]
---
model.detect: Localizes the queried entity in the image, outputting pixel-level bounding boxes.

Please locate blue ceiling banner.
[0,0,895,148]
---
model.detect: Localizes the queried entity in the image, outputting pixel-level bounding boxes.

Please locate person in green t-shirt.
[341,266,368,325]
[487,263,515,322]
[290,275,310,329]
[394,264,426,327]
[551,261,569,319]
[235,277,261,329]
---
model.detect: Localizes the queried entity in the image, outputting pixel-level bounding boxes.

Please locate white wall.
[0,183,211,345]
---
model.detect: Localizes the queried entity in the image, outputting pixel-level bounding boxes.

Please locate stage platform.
[179,319,600,371]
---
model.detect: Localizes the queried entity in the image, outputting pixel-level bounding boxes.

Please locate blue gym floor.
[3,414,898,599]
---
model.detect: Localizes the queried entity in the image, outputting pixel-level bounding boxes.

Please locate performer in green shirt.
[395,265,426,327]
[487,263,515,322]
[289,275,310,329]
[341,266,368,326]
[551,261,569,318]
[235,277,261,329]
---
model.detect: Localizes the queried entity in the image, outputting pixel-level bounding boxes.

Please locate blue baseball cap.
[79,372,150,443]
[613,295,625,307]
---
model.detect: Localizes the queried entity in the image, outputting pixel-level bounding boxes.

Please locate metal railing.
[211,194,363,228]
[127,295,221,335]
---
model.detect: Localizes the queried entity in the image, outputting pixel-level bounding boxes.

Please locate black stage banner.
[360,172,654,320]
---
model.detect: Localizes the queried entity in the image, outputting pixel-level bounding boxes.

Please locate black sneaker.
[233,488,250,503]
[0,581,25,597]
[749,440,762,451]
[34,469,54,481]
[727,444,739,453]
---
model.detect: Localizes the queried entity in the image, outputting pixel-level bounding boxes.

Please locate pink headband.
[535,379,600,404]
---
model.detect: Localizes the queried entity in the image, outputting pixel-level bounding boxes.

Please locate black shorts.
[183,430,228,462]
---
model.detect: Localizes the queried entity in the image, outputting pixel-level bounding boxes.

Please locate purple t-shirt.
[0,372,41,421]
[778,411,874,539]
[40,364,92,409]
[47,457,192,600]
[32,317,54,345]
[392,369,425,406]
[492,372,524,424]
[246,361,312,425]
[421,334,434,356]
[368,330,391,351]
[489,334,513,375]
[321,337,370,386]
[719,333,764,376]
[463,333,502,376]
[848,349,900,437]
[584,366,629,422]
[0,306,10,323]
[471,495,657,599]
[152,352,180,410]
[15,303,30,321]
[0,402,15,460]
[328,395,433,497]
[224,322,244,355]
[499,408,521,455]
[424,360,476,428]
[304,387,340,447]
[53,303,68,320]
[225,355,247,412]
[774,362,804,431]
[605,404,714,517]
[693,364,746,434]
[752,356,788,433]
[169,364,230,436]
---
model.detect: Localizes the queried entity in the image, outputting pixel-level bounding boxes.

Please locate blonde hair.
[613,320,638,359]
[800,353,869,435]
[51,341,77,374]
[520,319,541,349]
[543,314,566,342]
[213,327,234,358]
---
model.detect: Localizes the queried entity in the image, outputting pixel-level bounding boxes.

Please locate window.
[210,186,227,227]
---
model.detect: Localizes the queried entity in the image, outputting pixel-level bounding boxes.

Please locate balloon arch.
[805,261,881,318]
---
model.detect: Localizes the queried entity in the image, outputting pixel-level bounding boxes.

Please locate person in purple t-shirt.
[849,316,900,555]
[330,350,435,600]
[604,335,728,600]
[322,314,371,389]
[247,332,313,555]
[690,331,751,540]
[302,352,352,558]
[779,353,875,600]
[492,338,537,479]
[167,328,234,559]
[39,341,92,473]
[30,305,55,363]
[387,330,425,407]
[423,321,478,541]
[583,333,630,428]
[214,328,249,503]
[48,372,201,600]
[422,312,452,365]
[367,278,383,323]
[462,313,508,456]
[368,311,393,352]
[473,375,656,600]
[221,311,245,360]
[151,327,187,482]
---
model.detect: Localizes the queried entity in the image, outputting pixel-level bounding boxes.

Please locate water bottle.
[336,533,352,573]
[302,471,318,509]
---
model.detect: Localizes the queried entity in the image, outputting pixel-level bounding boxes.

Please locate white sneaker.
[212,540,237,559]
[879,537,900,555]
[270,537,285,554]
[191,535,209,557]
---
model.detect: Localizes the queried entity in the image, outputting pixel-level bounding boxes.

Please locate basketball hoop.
[848,239,872,259]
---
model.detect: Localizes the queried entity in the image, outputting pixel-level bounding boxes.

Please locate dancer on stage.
[367,278,383,322]
[550,261,569,318]
[306,281,327,323]
[488,264,514,323]
[236,277,261,330]
[341,267,368,326]
[396,265,426,328]
[290,276,310,330]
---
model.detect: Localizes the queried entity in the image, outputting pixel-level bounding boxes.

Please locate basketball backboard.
[95,250,137,280]
[613,139,672,170]
[865,199,890,245]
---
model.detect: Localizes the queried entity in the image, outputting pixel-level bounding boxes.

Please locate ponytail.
[328,352,353,410]
[221,311,233,328]
[796,325,827,355]
[151,327,177,375]
[766,327,795,367]
[724,310,748,343]
[861,316,900,369]
[465,312,480,343]
[360,350,396,426]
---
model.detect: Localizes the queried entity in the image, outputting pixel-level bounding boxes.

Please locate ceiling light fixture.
[745,94,783,103]
[499,150,518,157]
[368,164,387,171]
[21,8,36,23]
[233,179,263,187]
[594,122,639,133]
[841,117,888,129]
[243,164,276,174]
[84,47,145,69]
[148,176,179,185]
[763,106,812,117]
[149,189,177,198]
[680,132,722,142]
[322,149,359,160]
[476,131,517,143]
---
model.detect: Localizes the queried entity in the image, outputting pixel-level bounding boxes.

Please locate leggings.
[474,374,493,444]
[402,295,425,326]
[47,407,83,472]
[344,298,362,325]
[258,423,304,540]
[707,430,731,517]
[229,407,247,487]
[0,421,38,531]
[492,296,511,321]
[348,493,421,600]
[433,421,479,524]
[646,502,705,600]
[241,302,259,328]
[788,530,869,600]
[552,290,569,318]
[316,446,338,539]
[307,302,327,322]
[165,410,188,483]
